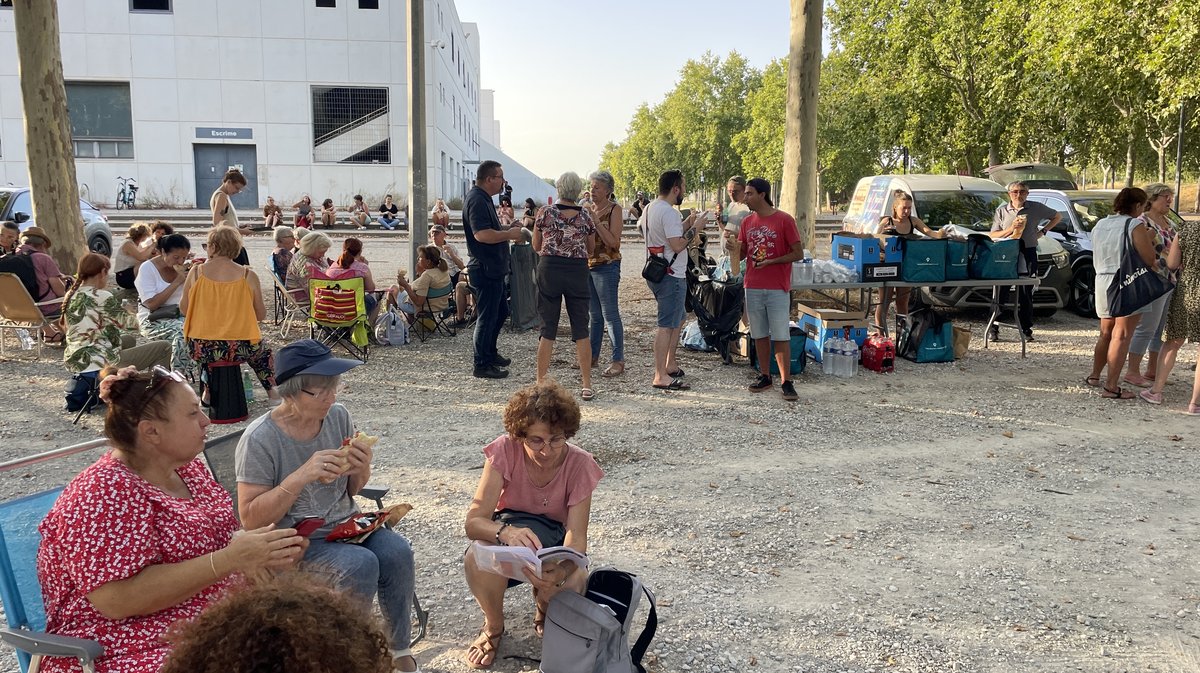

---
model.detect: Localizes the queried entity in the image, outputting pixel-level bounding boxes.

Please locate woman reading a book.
[462,381,605,669]
[233,339,420,673]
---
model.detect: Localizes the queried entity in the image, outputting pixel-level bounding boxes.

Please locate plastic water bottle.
[822,337,836,375]
[242,367,255,402]
[835,339,850,378]
[847,338,860,378]
[16,329,34,350]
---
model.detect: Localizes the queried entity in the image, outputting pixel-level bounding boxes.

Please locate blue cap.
[274,339,362,385]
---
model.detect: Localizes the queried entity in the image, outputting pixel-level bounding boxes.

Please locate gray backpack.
[540,568,657,673]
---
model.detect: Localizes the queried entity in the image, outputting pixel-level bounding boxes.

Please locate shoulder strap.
[630,585,658,672]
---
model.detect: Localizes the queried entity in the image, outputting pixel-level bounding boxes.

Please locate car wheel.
[89,234,111,257]
[1070,264,1096,318]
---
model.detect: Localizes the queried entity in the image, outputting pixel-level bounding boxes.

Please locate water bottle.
[840,327,856,378]
[822,337,836,375]
[242,367,255,402]
[847,338,860,378]
[16,329,35,350]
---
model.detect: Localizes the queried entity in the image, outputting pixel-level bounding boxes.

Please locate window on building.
[358,0,378,8]
[311,86,390,164]
[316,0,335,7]
[66,82,134,159]
[0,1,12,7]
[130,0,171,11]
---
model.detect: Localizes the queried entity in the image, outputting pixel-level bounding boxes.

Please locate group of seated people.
[263,194,406,231]
[37,344,601,672]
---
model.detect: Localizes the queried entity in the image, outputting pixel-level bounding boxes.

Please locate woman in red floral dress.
[36,366,306,673]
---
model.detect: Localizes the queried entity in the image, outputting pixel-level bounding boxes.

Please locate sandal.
[581,387,595,402]
[464,628,504,670]
[667,367,685,378]
[1122,374,1151,388]
[1083,376,1101,388]
[602,362,625,378]
[1101,386,1135,400]
[1186,404,1200,416]
[652,378,690,391]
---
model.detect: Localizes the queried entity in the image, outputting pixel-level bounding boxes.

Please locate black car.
[0,187,113,256]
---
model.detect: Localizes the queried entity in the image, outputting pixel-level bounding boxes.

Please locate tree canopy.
[599,0,1199,204]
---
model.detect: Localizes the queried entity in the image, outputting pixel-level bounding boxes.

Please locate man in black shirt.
[463,160,525,378]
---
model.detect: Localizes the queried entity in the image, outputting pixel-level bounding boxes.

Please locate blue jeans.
[589,261,624,362]
[1129,288,1172,355]
[471,274,509,368]
[379,216,398,230]
[303,529,414,649]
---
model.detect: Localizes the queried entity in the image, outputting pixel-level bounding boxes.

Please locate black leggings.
[536,255,590,341]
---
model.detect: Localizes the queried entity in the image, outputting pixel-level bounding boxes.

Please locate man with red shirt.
[733,178,803,401]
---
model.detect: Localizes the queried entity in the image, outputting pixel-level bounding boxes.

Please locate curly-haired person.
[461,381,604,669]
[162,573,393,673]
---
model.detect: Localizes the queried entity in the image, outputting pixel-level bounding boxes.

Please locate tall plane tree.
[780,0,823,244]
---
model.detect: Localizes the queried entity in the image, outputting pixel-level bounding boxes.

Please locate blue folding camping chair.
[0,439,108,673]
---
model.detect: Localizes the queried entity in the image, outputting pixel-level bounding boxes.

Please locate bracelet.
[495,522,510,545]
[279,484,298,496]
[208,551,219,578]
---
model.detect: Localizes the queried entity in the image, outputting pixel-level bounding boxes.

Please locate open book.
[470,542,589,582]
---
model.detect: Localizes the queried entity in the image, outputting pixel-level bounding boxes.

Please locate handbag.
[641,250,678,283]
[146,304,180,321]
[1106,217,1172,318]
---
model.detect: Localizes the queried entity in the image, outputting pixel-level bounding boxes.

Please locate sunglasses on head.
[144,365,186,404]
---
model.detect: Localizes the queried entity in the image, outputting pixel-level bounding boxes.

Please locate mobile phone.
[294,517,325,537]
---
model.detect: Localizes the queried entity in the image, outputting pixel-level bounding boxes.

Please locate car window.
[913,190,1008,231]
[1040,197,1072,233]
[1069,198,1113,232]
[0,191,11,216]
[10,191,32,219]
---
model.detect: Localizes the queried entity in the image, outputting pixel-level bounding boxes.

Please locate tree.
[13,0,84,272]
[733,58,786,185]
[779,0,823,244]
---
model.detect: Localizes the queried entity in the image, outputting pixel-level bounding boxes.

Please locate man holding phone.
[990,180,1060,341]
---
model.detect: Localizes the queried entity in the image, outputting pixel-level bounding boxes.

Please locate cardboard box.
[796,304,869,363]
[863,262,901,281]
[830,232,881,280]
[881,235,905,263]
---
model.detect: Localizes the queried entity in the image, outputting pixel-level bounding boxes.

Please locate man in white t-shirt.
[643,169,701,391]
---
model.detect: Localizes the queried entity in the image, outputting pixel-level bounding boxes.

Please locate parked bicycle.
[115,176,138,210]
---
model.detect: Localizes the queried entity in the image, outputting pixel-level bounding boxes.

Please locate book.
[470,542,589,582]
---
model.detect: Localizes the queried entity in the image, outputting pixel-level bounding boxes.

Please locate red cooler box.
[861,335,895,373]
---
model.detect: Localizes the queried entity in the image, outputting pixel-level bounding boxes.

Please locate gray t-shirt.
[991,200,1056,248]
[235,403,358,537]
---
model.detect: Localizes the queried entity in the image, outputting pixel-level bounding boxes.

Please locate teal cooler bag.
[897,310,955,363]
[945,239,969,280]
[916,321,955,363]
[752,326,807,375]
[968,236,1019,279]
[899,238,946,283]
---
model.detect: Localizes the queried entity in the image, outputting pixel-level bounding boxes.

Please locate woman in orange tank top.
[181,226,281,405]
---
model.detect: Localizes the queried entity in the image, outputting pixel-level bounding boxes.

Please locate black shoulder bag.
[1106,217,1172,317]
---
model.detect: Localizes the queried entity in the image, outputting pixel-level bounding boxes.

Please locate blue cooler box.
[797,304,869,363]
[968,236,1019,279]
[831,233,881,280]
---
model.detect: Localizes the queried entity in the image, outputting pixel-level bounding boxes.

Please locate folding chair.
[0,273,62,359]
[268,266,309,339]
[200,432,427,645]
[407,283,456,343]
[308,277,370,362]
[0,438,108,673]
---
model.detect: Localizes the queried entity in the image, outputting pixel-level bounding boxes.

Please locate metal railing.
[0,439,106,473]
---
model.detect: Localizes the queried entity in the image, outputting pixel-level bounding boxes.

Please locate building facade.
[0,0,532,213]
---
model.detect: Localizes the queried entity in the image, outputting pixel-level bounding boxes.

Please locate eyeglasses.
[523,434,568,450]
[1009,190,1028,195]
[145,365,186,404]
[300,382,346,398]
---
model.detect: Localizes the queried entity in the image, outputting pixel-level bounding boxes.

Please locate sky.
[456,0,792,179]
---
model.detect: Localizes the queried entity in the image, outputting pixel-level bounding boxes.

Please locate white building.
[0,0,545,213]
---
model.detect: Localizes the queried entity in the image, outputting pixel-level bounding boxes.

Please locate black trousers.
[998,246,1039,332]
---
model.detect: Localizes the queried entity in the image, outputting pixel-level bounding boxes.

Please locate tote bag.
[1106,218,1172,318]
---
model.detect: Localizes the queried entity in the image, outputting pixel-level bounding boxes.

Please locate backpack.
[63,371,100,413]
[373,307,409,346]
[540,568,657,673]
[0,251,40,299]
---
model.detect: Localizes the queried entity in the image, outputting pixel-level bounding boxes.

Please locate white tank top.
[210,188,238,229]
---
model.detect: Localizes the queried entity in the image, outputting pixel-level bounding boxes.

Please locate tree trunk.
[1123,126,1136,187]
[987,141,1001,169]
[1157,147,1166,183]
[13,0,83,273]
[1194,174,1199,214]
[779,0,823,246]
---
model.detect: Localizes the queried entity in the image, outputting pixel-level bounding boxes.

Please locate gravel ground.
[1,234,1198,673]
